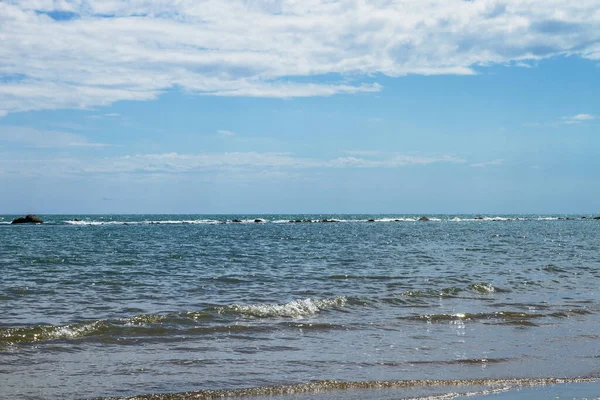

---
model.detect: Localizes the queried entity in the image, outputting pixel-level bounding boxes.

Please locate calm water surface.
[1,215,599,399]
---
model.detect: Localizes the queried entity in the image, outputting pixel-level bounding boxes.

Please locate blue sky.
[0,1,599,214]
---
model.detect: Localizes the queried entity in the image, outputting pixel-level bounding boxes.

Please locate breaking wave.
[215,297,348,318]
[0,297,348,346]
[6,215,592,226]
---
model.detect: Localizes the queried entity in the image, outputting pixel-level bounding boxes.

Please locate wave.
[28,216,598,225]
[399,310,568,326]
[1,299,592,346]
[0,297,347,346]
[214,297,347,318]
[0,214,588,226]
[65,219,226,226]
[94,377,599,400]
[401,285,490,298]
[0,319,271,346]
[468,283,510,294]
[0,320,110,345]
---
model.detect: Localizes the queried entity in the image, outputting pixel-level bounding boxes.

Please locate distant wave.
[54,216,599,225]
[65,219,225,226]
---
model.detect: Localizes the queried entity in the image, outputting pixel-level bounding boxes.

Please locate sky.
[0,0,599,214]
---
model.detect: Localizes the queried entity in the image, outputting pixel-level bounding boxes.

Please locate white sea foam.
[26,321,105,343]
[58,216,590,226]
[217,297,347,318]
[65,220,109,226]
[482,217,511,221]
[51,322,100,339]
[65,219,223,225]
[470,283,497,293]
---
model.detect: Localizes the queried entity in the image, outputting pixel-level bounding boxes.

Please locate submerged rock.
[11,214,43,224]
[418,216,430,221]
[231,219,242,223]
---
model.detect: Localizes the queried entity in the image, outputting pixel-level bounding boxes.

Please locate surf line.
[97,377,600,400]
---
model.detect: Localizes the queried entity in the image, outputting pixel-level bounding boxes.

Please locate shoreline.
[94,377,600,400]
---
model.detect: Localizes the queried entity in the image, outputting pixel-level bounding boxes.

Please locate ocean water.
[1,214,599,400]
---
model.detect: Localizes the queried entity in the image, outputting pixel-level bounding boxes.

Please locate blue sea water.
[1,214,599,399]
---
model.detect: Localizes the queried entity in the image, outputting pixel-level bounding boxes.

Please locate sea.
[1,214,600,400]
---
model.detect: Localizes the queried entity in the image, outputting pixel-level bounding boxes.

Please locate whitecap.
[217,297,347,318]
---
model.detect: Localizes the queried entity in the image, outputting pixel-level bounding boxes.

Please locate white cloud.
[218,130,235,137]
[470,159,504,168]
[0,126,109,148]
[560,113,596,124]
[328,154,465,168]
[562,113,596,124]
[1,1,600,115]
[0,150,465,177]
[526,113,597,127]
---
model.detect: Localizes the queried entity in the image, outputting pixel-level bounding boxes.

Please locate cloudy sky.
[1,0,599,214]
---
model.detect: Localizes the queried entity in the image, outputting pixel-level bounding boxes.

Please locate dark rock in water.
[231,219,242,223]
[474,216,484,220]
[581,217,587,219]
[367,219,375,222]
[418,216,430,221]
[594,216,600,220]
[394,219,401,222]
[73,218,81,222]
[254,219,263,223]
[321,219,337,223]
[11,214,43,224]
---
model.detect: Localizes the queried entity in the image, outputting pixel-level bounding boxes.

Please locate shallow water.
[1,214,599,399]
